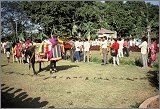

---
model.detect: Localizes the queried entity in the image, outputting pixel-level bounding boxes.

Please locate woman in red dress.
[149,38,157,67]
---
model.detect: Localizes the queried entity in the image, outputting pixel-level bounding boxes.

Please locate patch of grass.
[153,61,159,70]
[90,57,101,64]
[1,52,158,108]
[120,59,135,66]
[129,102,142,108]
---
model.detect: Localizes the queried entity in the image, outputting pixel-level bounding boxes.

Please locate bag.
[111,48,116,56]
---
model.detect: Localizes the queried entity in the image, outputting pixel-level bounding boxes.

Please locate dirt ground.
[1,52,158,108]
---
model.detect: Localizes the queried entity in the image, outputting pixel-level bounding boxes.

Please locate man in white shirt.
[83,39,90,62]
[100,37,108,65]
[74,38,81,62]
[117,38,124,58]
[138,37,148,67]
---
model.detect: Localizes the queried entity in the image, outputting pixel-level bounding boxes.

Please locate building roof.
[97,28,115,34]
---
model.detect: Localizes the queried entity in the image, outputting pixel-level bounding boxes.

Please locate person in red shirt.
[123,39,129,57]
[15,40,23,63]
[110,38,120,66]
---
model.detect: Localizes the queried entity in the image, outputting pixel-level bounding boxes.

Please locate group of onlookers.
[1,40,11,63]
[67,36,158,67]
[1,39,32,63]
[67,37,129,66]
[100,37,130,66]
[138,37,158,68]
[68,38,91,63]
[1,36,158,68]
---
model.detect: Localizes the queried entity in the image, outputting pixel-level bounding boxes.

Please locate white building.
[97,28,117,40]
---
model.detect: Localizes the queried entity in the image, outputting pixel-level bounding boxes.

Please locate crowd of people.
[1,39,32,63]
[64,36,158,67]
[1,36,158,68]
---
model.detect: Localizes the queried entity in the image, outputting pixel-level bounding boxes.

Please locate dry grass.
[1,51,158,108]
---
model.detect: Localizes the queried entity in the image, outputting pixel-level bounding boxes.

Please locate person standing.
[5,40,11,63]
[123,39,129,57]
[12,41,16,63]
[110,38,119,66]
[138,37,148,67]
[5,40,11,53]
[74,38,81,62]
[100,37,108,65]
[149,38,157,67]
[79,39,84,61]
[117,38,124,58]
[15,40,23,63]
[83,39,90,62]
[2,40,6,54]
[69,38,75,62]
[129,38,133,52]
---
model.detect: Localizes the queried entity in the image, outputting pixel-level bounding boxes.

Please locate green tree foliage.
[1,1,30,35]
[2,1,159,40]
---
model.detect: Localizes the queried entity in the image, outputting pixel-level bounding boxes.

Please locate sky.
[101,1,159,6]
[145,0,159,5]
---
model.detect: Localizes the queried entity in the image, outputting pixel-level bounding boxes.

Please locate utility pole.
[147,25,151,49]
[14,19,18,41]
[145,3,151,49]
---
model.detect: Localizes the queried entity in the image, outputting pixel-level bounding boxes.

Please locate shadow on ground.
[5,71,45,77]
[1,64,8,67]
[1,84,54,108]
[38,64,79,73]
[147,70,159,89]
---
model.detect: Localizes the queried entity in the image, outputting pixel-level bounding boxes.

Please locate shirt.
[117,40,124,49]
[84,41,90,51]
[79,41,84,51]
[129,40,133,46]
[123,41,128,48]
[101,40,108,48]
[111,42,119,55]
[75,41,80,51]
[5,41,10,49]
[138,41,148,54]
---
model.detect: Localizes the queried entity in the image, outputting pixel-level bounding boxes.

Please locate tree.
[2,1,159,40]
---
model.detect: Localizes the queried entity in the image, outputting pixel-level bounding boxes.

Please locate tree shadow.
[1,84,51,108]
[147,70,159,89]
[38,65,79,73]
